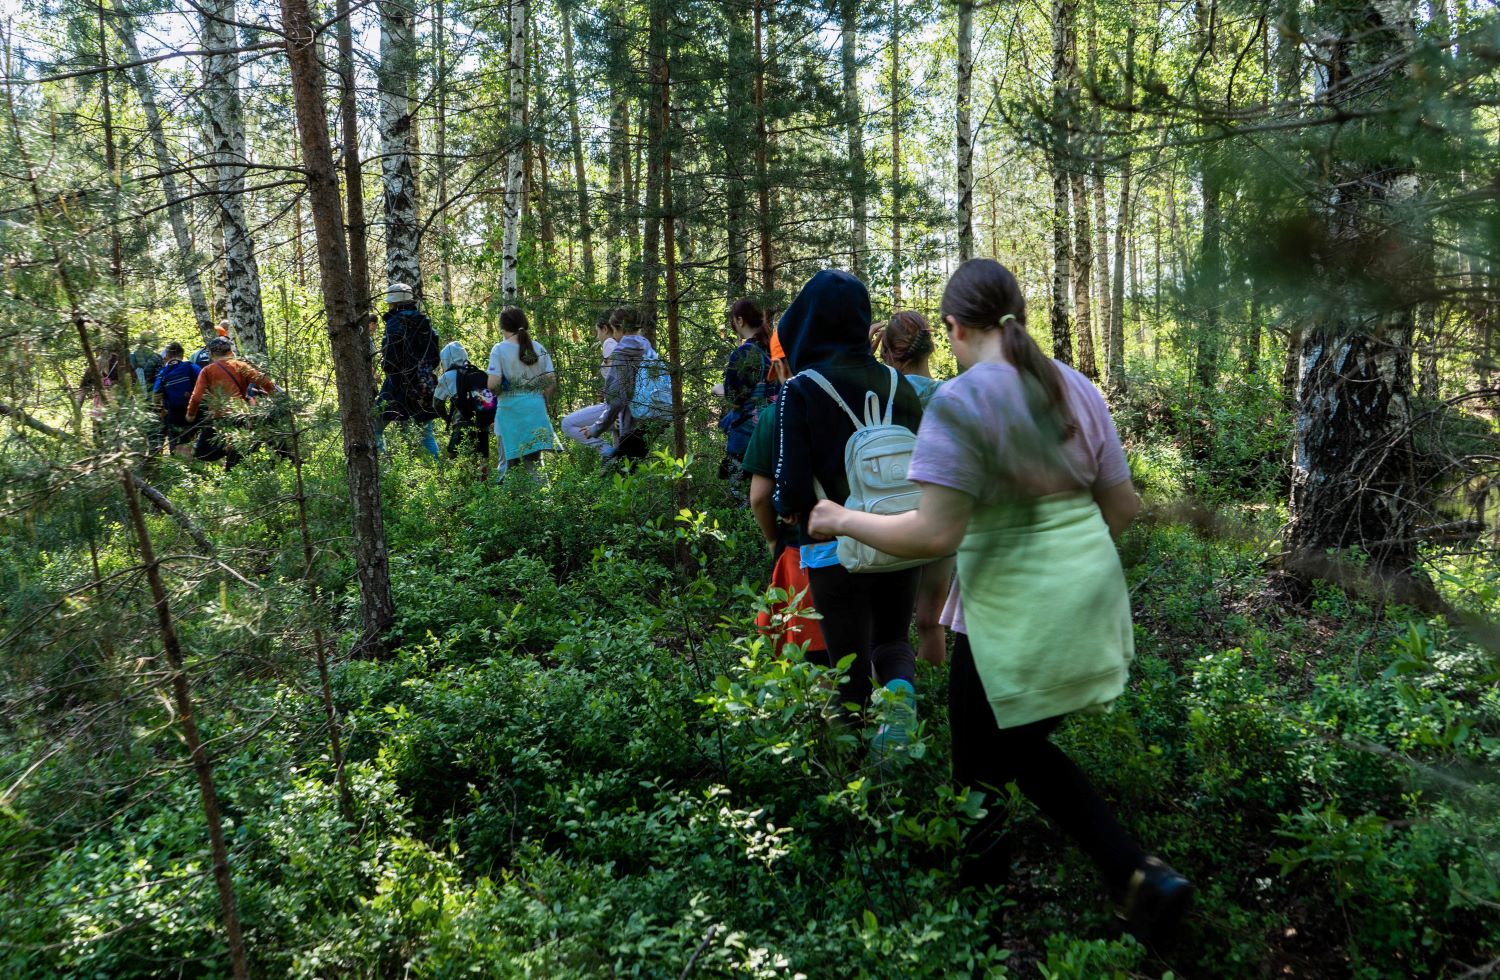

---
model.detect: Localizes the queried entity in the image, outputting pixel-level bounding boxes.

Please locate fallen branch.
[0,401,67,438]
[132,476,215,556]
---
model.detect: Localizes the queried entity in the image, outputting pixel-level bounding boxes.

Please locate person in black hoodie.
[772,270,925,745]
[376,282,440,459]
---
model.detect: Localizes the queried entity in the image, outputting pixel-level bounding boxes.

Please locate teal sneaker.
[870,679,916,755]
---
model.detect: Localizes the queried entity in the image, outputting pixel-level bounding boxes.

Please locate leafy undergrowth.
[2,443,1498,978]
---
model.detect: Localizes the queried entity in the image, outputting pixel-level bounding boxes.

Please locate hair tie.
[999,313,1018,327]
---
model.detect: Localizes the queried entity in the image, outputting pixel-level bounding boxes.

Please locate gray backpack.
[803,367,927,573]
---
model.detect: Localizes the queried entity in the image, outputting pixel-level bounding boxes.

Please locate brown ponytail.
[730,297,770,349]
[501,305,538,366]
[874,310,935,368]
[939,258,1077,440]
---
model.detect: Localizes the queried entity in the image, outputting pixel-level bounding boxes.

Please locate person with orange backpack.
[185,336,277,470]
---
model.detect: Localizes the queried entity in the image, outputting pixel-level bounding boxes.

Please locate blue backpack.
[154,360,200,409]
[630,348,674,421]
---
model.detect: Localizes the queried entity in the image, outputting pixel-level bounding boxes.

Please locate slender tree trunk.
[653,0,683,460]
[561,1,595,285]
[279,0,396,657]
[841,0,867,276]
[607,84,624,289]
[112,10,214,340]
[890,0,903,304]
[529,23,555,267]
[753,0,773,297]
[724,1,751,296]
[435,0,453,306]
[642,42,663,332]
[1108,16,1135,393]
[956,0,975,263]
[1072,173,1097,378]
[98,5,125,307]
[1286,0,1424,588]
[204,0,268,357]
[1088,3,1110,356]
[379,0,423,296]
[121,472,249,980]
[335,0,371,311]
[1049,0,1076,364]
[500,0,526,302]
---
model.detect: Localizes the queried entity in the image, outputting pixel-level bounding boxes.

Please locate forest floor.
[3,440,1499,978]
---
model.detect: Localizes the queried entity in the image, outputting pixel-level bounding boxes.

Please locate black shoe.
[1116,856,1193,947]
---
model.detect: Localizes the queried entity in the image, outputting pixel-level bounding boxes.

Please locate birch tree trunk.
[1286,0,1424,587]
[435,0,453,305]
[956,0,974,263]
[890,0,903,304]
[278,0,396,657]
[112,11,214,340]
[841,0,866,277]
[379,0,423,296]
[203,0,267,358]
[500,0,526,303]
[1107,15,1135,394]
[1049,0,1076,365]
[561,1,596,285]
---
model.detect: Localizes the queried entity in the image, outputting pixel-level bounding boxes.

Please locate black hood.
[777,269,874,374]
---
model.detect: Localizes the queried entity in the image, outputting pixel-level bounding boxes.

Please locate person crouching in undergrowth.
[580,306,658,470]
[434,340,496,467]
[808,257,1193,946]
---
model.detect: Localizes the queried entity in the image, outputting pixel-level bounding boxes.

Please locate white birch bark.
[203,0,267,358]
[379,0,422,295]
[113,13,214,341]
[501,0,527,303]
[956,0,974,263]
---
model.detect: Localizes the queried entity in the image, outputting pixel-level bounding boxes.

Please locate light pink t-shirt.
[905,360,1129,633]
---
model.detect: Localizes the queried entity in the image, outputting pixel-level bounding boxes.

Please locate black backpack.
[447,364,495,423]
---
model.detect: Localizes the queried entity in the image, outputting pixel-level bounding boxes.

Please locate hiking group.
[744,260,1193,948]
[113,257,1193,946]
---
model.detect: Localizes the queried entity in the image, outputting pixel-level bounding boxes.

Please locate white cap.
[386,282,414,305]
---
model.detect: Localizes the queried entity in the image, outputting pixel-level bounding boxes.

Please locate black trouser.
[949,632,1145,899]
[193,418,241,470]
[806,563,919,710]
[162,405,194,451]
[447,417,490,461]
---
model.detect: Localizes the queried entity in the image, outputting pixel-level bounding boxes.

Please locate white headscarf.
[434,341,469,401]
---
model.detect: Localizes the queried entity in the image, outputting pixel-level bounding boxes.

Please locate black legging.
[806,563,919,710]
[950,632,1145,899]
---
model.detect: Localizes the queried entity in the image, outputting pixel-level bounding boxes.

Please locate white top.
[487,339,555,392]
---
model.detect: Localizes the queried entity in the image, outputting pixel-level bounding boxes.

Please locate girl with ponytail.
[871,309,950,667]
[487,305,560,478]
[715,297,778,480]
[809,259,1192,944]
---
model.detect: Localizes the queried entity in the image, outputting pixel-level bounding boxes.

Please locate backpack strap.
[882,366,898,426]
[210,360,249,400]
[799,369,864,430]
